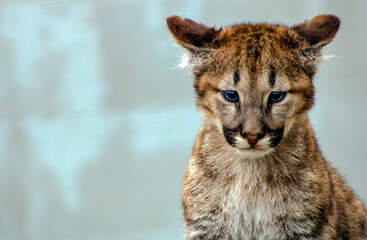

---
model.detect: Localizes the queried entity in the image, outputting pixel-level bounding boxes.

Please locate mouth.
[237,145,267,151]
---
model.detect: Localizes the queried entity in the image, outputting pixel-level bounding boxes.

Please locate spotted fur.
[167,15,367,239]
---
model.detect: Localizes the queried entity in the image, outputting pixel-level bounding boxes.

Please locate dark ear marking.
[291,14,340,47]
[234,70,240,85]
[269,67,276,86]
[166,15,221,50]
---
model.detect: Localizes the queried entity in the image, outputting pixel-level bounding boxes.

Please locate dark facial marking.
[233,70,240,85]
[222,126,238,146]
[254,48,260,60]
[269,67,276,86]
[266,126,284,147]
[252,32,262,61]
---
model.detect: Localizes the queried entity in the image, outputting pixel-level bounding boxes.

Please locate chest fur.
[184,171,316,240]
[218,179,288,239]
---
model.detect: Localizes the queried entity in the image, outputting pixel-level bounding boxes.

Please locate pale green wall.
[0,0,366,239]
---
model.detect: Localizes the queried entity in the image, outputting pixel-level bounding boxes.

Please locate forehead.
[209,25,304,77]
[220,24,300,49]
[217,65,290,92]
[196,24,311,93]
[217,24,302,66]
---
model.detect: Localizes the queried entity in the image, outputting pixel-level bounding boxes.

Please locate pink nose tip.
[241,132,264,145]
[246,134,259,143]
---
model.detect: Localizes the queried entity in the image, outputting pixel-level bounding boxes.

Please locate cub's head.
[167,15,340,156]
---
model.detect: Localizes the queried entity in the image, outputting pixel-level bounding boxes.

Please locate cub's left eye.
[222,90,239,103]
[268,91,287,103]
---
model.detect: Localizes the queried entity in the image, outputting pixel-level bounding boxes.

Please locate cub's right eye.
[222,90,239,103]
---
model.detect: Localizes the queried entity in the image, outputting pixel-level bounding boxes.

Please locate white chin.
[235,147,273,158]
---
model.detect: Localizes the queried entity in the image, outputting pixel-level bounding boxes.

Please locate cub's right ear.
[166,15,221,52]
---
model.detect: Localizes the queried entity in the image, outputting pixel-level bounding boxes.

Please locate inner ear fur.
[166,15,221,50]
[292,14,340,47]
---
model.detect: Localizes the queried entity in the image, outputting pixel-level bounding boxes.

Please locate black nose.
[241,132,265,145]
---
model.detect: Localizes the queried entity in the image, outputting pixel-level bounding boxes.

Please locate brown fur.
[167,15,367,239]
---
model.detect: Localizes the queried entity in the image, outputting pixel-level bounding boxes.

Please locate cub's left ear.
[292,14,340,47]
[166,15,221,52]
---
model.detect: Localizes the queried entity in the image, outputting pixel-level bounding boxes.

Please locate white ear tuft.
[178,53,190,69]
[321,54,336,61]
[317,54,338,66]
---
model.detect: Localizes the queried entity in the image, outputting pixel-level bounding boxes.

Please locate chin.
[235,147,274,159]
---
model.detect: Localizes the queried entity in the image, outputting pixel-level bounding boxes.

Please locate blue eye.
[222,90,239,103]
[269,91,287,103]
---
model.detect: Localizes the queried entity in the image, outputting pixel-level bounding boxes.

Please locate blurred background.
[0,0,366,239]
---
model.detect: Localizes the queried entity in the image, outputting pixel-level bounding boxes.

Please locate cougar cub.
[167,14,367,239]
